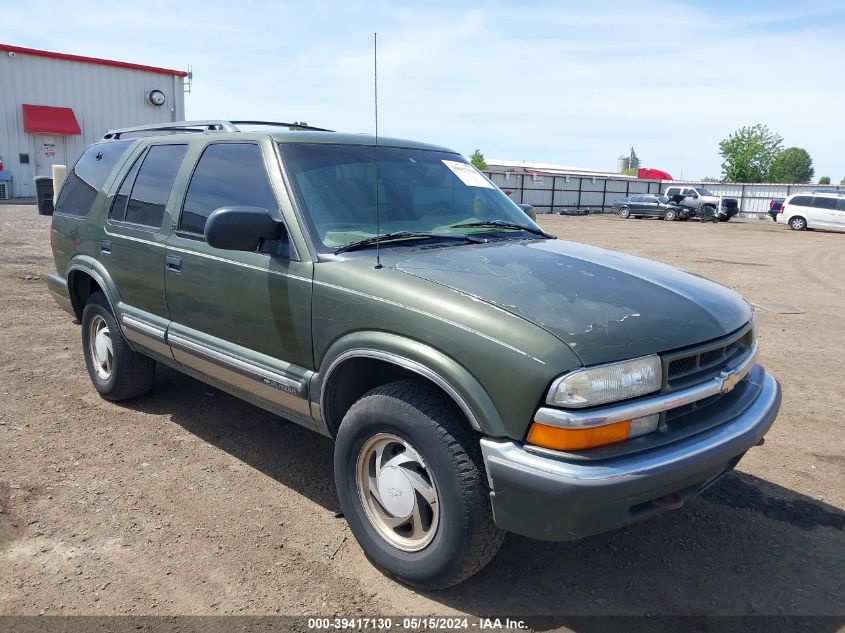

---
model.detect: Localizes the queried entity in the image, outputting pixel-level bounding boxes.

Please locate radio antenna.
[373,32,383,270]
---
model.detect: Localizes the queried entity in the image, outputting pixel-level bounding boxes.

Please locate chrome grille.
[663,324,754,392]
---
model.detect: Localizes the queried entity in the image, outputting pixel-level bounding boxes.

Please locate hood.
[387,239,752,366]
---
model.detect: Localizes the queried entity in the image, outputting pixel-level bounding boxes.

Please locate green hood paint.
[387,239,752,366]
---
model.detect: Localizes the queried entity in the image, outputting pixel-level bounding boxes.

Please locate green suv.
[47,120,781,589]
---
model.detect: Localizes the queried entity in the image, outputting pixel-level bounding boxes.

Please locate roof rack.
[102,119,333,140]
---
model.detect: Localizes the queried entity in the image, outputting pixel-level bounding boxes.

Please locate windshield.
[280,143,542,253]
[696,187,714,196]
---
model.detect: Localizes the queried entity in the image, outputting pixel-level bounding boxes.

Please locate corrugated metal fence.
[484,168,845,217]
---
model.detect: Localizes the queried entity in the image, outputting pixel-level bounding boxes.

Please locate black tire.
[789,216,807,231]
[664,209,677,221]
[81,292,156,401]
[619,207,631,219]
[334,379,504,589]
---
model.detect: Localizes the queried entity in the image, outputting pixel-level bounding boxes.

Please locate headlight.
[547,354,662,408]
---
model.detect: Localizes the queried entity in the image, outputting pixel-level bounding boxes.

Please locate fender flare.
[314,332,506,437]
[66,257,132,346]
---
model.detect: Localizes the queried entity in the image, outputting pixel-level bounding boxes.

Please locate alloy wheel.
[88,314,113,380]
[355,433,440,552]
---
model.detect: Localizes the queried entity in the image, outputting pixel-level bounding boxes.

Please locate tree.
[768,147,814,183]
[469,149,488,171]
[718,124,783,182]
[818,176,831,185]
[622,167,637,177]
[701,177,721,182]
[841,177,845,185]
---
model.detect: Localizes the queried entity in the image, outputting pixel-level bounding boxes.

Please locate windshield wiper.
[450,220,555,239]
[334,231,479,254]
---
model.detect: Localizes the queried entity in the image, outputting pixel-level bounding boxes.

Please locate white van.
[777,193,845,232]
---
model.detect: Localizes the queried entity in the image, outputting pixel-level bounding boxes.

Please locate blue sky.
[5,0,844,180]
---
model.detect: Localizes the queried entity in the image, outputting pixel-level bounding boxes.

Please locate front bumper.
[480,367,781,541]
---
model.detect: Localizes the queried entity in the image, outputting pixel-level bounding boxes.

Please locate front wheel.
[664,209,677,221]
[334,380,504,589]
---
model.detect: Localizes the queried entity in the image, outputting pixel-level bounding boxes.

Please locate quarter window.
[55,140,133,217]
[122,144,187,228]
[179,143,277,235]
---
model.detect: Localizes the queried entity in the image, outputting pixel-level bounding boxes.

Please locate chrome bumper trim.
[483,369,779,484]
[535,342,759,428]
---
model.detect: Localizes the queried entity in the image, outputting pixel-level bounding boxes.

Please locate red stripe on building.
[0,43,188,77]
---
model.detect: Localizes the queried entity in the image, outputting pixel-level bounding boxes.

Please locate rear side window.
[179,143,277,235]
[812,197,838,210]
[109,152,145,222]
[55,140,133,216]
[790,196,813,207]
[112,144,187,229]
[666,188,680,197]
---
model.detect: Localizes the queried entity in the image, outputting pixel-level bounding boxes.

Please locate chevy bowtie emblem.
[719,369,742,394]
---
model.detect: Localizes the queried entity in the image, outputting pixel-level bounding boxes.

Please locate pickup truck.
[47,120,781,589]
[664,186,740,222]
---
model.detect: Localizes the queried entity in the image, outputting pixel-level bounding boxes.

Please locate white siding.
[0,51,185,197]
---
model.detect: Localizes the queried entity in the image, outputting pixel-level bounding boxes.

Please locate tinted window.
[791,196,813,207]
[838,199,845,211]
[109,151,145,222]
[682,188,695,196]
[123,145,187,228]
[812,196,838,210]
[180,143,277,235]
[55,140,133,216]
[666,188,680,196]
[629,195,643,202]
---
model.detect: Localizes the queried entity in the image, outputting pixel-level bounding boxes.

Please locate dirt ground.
[0,205,843,622]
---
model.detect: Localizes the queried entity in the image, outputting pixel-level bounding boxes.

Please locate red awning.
[22,104,81,135]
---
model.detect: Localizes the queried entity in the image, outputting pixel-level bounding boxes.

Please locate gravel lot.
[1,205,843,622]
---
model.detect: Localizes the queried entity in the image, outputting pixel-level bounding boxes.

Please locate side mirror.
[518,203,537,221]
[204,206,287,254]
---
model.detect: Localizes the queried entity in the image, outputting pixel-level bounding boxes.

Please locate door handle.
[100,240,112,255]
[165,254,182,273]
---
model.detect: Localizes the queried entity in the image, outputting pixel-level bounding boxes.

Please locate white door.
[830,198,845,232]
[810,197,838,230]
[33,135,67,177]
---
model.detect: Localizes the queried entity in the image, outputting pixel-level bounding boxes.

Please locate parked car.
[613,194,694,220]
[664,186,739,222]
[768,198,785,221]
[777,192,845,232]
[47,120,781,589]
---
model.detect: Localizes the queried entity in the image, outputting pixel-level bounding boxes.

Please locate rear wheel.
[334,380,504,589]
[789,216,807,231]
[81,293,156,401]
[619,207,631,219]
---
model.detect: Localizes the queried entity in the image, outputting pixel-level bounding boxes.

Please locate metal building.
[0,43,188,198]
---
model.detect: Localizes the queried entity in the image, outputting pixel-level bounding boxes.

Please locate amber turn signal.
[527,420,632,451]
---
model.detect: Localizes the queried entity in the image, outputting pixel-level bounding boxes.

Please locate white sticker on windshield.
[442,160,495,189]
